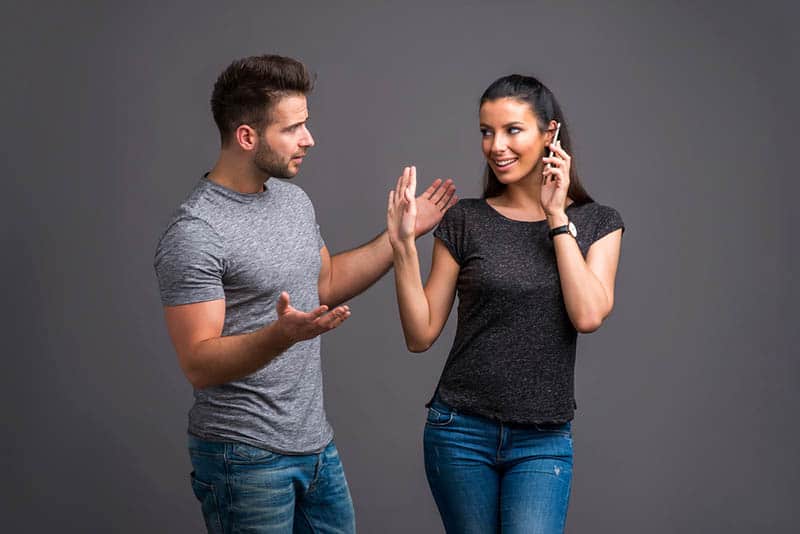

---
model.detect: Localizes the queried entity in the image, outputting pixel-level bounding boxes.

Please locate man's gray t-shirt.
[154,176,332,454]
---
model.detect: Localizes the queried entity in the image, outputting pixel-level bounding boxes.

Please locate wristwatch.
[548,221,577,240]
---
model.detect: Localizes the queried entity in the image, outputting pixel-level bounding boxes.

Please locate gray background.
[2,1,797,532]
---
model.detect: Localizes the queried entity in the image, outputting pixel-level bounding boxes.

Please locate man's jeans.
[188,435,355,533]
[424,396,574,534]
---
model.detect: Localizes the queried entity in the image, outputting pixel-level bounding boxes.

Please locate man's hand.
[414,177,457,237]
[274,292,351,345]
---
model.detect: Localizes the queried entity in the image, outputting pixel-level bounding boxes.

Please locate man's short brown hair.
[211,55,314,144]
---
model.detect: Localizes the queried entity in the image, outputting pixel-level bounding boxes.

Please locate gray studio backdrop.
[2,1,797,532]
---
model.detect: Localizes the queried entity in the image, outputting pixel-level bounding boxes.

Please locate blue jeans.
[424,397,573,534]
[187,435,355,533]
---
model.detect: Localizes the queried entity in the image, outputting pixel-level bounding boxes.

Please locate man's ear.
[234,124,258,152]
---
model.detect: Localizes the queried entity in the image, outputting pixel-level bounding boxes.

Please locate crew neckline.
[482,198,580,224]
[201,173,272,203]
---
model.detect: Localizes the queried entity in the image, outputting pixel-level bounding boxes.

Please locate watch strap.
[548,225,571,239]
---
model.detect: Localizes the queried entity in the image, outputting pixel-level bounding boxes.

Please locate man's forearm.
[324,231,394,307]
[185,321,293,389]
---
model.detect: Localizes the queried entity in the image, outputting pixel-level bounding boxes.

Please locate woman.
[386,74,624,533]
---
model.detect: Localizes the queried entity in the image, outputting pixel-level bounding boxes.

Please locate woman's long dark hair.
[480,74,593,204]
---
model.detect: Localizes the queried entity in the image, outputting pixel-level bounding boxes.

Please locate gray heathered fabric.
[154,176,332,454]
[432,199,624,424]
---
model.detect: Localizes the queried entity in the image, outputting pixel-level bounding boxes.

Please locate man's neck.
[207,152,268,194]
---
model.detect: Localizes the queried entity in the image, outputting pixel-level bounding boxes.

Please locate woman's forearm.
[392,240,436,352]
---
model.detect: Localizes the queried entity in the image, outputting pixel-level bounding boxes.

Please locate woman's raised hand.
[387,166,418,248]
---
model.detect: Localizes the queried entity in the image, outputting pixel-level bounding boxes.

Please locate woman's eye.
[508,127,521,134]
[480,129,493,138]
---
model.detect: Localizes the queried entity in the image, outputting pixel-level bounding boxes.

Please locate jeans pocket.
[190,471,224,534]
[534,421,572,437]
[426,405,455,427]
[229,442,280,464]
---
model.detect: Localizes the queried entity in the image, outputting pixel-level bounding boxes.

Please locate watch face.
[568,221,577,237]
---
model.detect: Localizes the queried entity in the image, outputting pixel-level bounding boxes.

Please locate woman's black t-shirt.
[432,198,624,424]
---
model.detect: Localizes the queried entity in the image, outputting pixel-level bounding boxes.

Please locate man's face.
[254,93,315,179]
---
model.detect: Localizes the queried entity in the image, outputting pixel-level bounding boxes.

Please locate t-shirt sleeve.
[153,216,226,306]
[316,223,325,250]
[433,201,465,264]
[591,204,625,245]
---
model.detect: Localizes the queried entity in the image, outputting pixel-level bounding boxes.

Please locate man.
[153,54,456,533]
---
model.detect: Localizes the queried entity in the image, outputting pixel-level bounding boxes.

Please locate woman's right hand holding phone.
[387,166,418,250]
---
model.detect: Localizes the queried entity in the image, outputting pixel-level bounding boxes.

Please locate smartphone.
[544,122,562,179]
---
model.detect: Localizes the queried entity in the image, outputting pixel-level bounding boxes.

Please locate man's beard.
[254,141,296,179]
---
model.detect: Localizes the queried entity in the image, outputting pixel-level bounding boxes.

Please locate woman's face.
[479,97,551,186]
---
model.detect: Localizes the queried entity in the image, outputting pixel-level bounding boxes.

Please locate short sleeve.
[591,205,625,244]
[316,223,325,250]
[153,216,226,306]
[433,201,465,264]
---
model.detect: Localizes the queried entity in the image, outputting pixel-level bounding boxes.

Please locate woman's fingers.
[395,170,405,199]
[549,141,570,160]
[405,166,417,202]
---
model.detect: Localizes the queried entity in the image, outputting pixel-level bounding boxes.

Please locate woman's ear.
[545,120,559,144]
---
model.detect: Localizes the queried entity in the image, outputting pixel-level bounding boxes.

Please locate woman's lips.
[492,157,518,171]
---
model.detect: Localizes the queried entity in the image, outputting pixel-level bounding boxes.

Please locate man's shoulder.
[269,178,313,204]
[156,181,222,252]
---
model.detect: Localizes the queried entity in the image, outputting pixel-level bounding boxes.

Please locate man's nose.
[301,127,315,148]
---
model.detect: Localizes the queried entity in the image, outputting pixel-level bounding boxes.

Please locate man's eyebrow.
[283,119,308,130]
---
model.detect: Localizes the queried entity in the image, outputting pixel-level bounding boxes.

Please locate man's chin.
[264,166,299,180]
[280,168,300,180]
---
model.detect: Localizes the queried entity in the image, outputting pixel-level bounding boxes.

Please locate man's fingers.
[317,305,351,329]
[441,188,457,210]
[430,178,453,204]
[310,305,329,319]
[276,291,291,315]
[422,178,443,200]
[435,182,456,207]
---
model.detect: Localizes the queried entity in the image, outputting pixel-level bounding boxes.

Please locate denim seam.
[307,450,323,494]
[297,505,319,533]
[191,476,225,533]
[224,445,234,533]
[426,407,455,426]
[495,423,505,462]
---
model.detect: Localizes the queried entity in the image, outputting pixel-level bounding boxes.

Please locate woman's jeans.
[424,397,573,534]
[187,435,355,534]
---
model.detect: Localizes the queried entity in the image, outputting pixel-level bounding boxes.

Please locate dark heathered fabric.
[432,198,624,424]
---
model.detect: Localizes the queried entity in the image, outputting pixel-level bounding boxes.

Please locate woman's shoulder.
[453,197,491,215]
[568,201,622,221]
[440,197,484,219]
[568,201,625,241]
